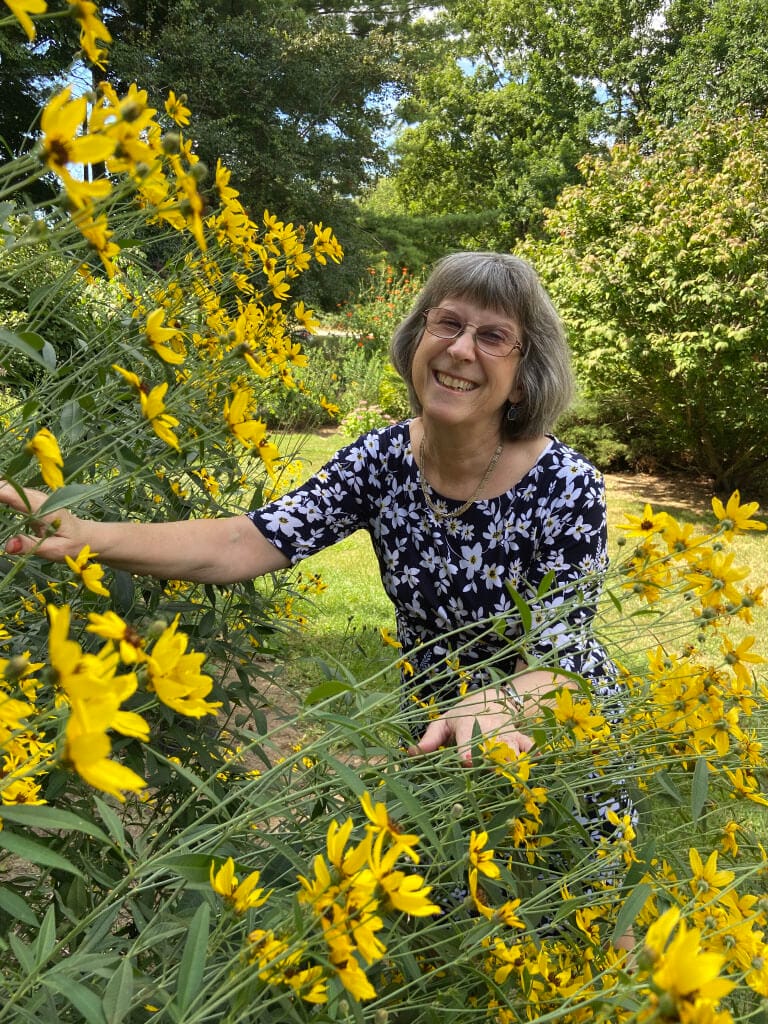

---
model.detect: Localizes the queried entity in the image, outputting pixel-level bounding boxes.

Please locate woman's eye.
[438,317,463,332]
[478,330,507,346]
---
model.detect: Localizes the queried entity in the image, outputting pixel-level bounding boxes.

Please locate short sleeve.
[246,428,388,564]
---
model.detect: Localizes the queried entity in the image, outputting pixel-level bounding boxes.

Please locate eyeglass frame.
[422,307,524,357]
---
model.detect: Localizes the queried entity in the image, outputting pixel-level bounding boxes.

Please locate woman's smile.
[433,370,478,392]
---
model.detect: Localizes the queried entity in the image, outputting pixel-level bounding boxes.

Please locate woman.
[0,252,617,766]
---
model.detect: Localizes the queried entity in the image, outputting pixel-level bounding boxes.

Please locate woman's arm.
[0,483,290,584]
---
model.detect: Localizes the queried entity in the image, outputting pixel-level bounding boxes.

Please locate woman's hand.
[408,688,534,766]
[0,482,87,563]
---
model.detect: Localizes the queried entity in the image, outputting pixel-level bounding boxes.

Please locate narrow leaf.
[0,327,55,370]
[102,956,135,1024]
[33,906,57,967]
[0,883,39,926]
[175,901,210,1012]
[94,796,126,849]
[0,805,110,844]
[42,976,107,1024]
[38,484,96,516]
[304,680,354,705]
[504,583,532,633]
[0,830,83,877]
[691,757,709,822]
[612,882,653,947]
[536,569,556,598]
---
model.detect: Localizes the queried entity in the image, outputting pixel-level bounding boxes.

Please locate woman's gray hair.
[390,252,574,439]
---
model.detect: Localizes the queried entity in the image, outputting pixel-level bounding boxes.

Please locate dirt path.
[605,471,713,515]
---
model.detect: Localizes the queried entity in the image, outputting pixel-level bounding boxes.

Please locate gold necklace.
[418,435,503,520]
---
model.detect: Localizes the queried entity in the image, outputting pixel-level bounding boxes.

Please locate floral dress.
[248,421,616,706]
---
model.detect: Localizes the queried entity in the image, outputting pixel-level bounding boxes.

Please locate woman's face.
[410,295,523,434]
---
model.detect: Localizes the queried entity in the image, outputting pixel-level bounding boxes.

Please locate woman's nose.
[446,326,477,358]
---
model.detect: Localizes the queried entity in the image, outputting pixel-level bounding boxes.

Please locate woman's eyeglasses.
[423,307,523,357]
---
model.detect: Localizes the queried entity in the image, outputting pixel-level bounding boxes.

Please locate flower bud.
[161,132,182,154]
[146,618,169,639]
[4,655,30,682]
[450,802,464,819]
[190,160,208,184]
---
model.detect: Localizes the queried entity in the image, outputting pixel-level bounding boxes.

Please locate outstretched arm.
[0,483,290,584]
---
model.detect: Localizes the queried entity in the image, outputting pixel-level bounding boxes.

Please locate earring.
[506,403,519,422]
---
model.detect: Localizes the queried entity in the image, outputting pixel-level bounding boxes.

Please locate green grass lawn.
[272,429,768,694]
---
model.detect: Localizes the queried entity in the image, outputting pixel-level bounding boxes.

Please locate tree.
[518,110,768,491]
[98,0,416,304]
[651,0,768,120]
[385,0,669,250]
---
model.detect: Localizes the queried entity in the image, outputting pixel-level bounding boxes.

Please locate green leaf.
[38,484,97,516]
[33,905,57,968]
[0,805,111,844]
[154,853,216,885]
[0,327,56,371]
[93,796,126,849]
[9,931,35,973]
[612,882,653,947]
[102,956,135,1024]
[504,583,532,633]
[536,569,556,597]
[42,975,108,1024]
[304,679,355,705]
[0,884,39,926]
[175,901,210,1013]
[654,771,684,805]
[691,757,709,822]
[0,830,83,877]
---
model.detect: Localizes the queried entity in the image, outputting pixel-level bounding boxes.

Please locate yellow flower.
[721,822,740,857]
[48,604,149,800]
[26,427,64,488]
[74,210,120,278]
[146,616,221,717]
[379,627,401,649]
[4,0,46,42]
[66,731,147,801]
[722,635,765,687]
[209,857,270,913]
[468,829,500,879]
[66,0,112,69]
[553,687,610,742]
[164,90,191,127]
[39,87,114,206]
[86,611,144,664]
[140,383,181,451]
[312,223,343,265]
[65,545,110,597]
[293,300,319,332]
[651,913,735,1007]
[620,503,670,538]
[689,848,735,900]
[712,490,766,539]
[144,308,186,365]
[360,791,421,863]
[377,869,440,917]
